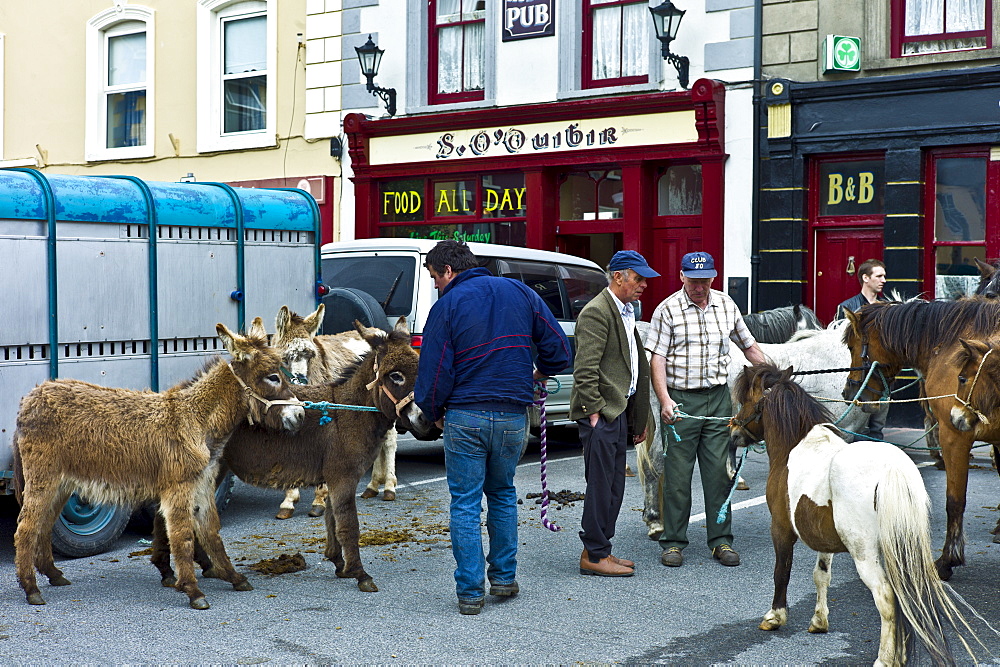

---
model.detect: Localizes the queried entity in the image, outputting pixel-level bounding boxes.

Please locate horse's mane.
[743,305,822,344]
[847,298,1000,362]
[330,328,411,387]
[734,364,833,453]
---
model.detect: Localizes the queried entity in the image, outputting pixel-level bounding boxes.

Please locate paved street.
[2,427,1000,664]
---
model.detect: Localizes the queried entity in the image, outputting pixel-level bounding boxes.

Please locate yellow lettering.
[437,188,454,213]
[484,189,499,213]
[383,192,393,216]
[858,172,874,204]
[499,189,514,213]
[827,174,843,206]
[461,189,471,212]
[514,187,526,210]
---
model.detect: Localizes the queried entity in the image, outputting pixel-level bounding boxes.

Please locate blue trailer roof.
[0,170,317,231]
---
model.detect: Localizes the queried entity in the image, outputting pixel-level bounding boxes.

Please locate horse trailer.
[0,168,319,556]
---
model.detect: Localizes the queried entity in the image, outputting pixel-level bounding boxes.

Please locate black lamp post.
[649,1,690,90]
[354,35,397,117]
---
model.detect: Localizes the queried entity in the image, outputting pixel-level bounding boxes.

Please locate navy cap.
[680,252,717,278]
[608,250,660,278]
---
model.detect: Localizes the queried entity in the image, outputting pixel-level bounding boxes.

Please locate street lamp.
[649,1,690,90]
[354,35,397,118]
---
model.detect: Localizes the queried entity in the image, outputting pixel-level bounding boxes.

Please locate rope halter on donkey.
[227,363,304,426]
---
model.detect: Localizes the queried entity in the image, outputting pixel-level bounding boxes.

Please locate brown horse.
[842,298,1000,580]
[153,319,439,593]
[732,363,979,666]
[271,304,399,518]
[13,323,304,609]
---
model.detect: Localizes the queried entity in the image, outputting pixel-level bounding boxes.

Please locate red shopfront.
[344,79,727,310]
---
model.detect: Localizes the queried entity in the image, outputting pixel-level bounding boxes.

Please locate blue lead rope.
[301,400,380,426]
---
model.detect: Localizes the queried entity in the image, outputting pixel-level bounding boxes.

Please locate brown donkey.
[271,304,400,519]
[13,323,305,609]
[156,319,439,593]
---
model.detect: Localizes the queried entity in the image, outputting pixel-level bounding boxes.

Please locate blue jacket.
[415,267,571,422]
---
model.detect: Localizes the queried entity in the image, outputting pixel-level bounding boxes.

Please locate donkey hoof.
[275,508,294,520]
[382,490,396,501]
[358,578,379,592]
[190,597,210,610]
[161,576,177,588]
[233,580,254,592]
[807,624,828,634]
[50,575,71,587]
[360,488,378,499]
[26,593,46,605]
[201,567,223,579]
[308,505,325,518]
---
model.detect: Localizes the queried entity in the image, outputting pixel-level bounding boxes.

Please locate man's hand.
[632,427,648,444]
[661,399,679,424]
[435,418,444,429]
[589,413,599,428]
[532,370,549,381]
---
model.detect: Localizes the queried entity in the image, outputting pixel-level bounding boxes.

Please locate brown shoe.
[579,552,634,577]
[583,549,634,569]
[660,547,683,567]
[712,544,741,566]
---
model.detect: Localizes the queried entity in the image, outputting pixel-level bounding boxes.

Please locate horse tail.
[876,465,980,665]
[11,430,24,506]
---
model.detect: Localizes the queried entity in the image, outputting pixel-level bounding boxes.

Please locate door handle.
[846,256,856,276]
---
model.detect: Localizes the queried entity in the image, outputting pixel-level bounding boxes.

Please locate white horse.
[636,320,871,539]
[731,364,980,666]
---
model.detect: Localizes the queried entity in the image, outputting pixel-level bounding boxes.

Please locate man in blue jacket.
[415,240,571,616]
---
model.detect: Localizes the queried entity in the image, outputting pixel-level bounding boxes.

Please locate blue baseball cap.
[608,250,660,278]
[681,252,717,278]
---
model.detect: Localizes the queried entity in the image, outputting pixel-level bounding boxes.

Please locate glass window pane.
[560,173,597,220]
[224,16,266,74]
[934,246,985,301]
[321,255,416,317]
[380,179,425,223]
[497,259,565,319]
[108,32,146,86]
[223,75,266,132]
[432,180,476,217]
[463,22,485,90]
[592,6,622,80]
[597,170,623,219]
[948,0,985,30]
[437,25,462,94]
[934,157,986,242]
[905,0,944,36]
[437,0,462,23]
[481,173,526,218]
[621,3,646,77]
[563,265,609,319]
[106,90,146,148]
[658,165,702,215]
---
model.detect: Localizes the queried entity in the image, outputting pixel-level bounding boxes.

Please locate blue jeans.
[443,408,527,602]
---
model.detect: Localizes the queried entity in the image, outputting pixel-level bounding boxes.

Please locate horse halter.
[364,353,415,418]
[731,386,772,431]
[954,347,994,426]
[844,335,892,402]
[280,365,309,386]
[227,363,301,426]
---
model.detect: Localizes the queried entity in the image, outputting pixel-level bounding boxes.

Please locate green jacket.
[569,289,650,435]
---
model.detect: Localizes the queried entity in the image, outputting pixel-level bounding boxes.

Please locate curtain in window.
[224,16,266,73]
[464,22,484,90]
[224,75,266,133]
[107,90,146,148]
[905,0,943,35]
[437,25,462,94]
[592,6,621,80]
[621,3,645,77]
[437,0,461,22]
[948,0,985,30]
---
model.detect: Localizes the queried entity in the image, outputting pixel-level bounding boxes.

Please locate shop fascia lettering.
[436,123,618,160]
[382,186,526,216]
[827,171,875,205]
[408,229,493,243]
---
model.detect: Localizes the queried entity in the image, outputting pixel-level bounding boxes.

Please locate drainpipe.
[750,0,763,312]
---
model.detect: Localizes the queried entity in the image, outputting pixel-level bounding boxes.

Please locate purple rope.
[534,381,561,532]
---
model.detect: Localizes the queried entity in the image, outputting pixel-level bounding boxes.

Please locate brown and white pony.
[732,363,979,667]
[270,304,399,519]
[842,299,1000,580]
[155,319,439,593]
[12,323,304,609]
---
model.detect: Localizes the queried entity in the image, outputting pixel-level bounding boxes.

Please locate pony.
[12,323,304,609]
[842,298,1000,580]
[742,304,823,344]
[731,363,979,667]
[636,320,869,539]
[270,304,400,519]
[152,319,440,594]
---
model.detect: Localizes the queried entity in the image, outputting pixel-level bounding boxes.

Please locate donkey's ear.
[248,317,267,340]
[960,338,990,356]
[394,316,409,334]
[275,305,292,337]
[302,304,325,337]
[354,319,388,347]
[217,323,252,362]
[780,366,795,382]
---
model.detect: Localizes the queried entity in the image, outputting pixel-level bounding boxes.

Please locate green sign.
[824,35,861,73]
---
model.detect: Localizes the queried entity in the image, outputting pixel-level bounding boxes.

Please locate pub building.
[344,79,731,310]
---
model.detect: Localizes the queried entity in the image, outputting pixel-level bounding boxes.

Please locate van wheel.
[320,287,390,334]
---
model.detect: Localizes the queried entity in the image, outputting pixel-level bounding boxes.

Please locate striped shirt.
[645,288,757,391]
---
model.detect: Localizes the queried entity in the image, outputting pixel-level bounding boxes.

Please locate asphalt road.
[2,427,1000,664]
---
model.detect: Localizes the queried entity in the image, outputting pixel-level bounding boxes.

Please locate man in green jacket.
[570,250,657,577]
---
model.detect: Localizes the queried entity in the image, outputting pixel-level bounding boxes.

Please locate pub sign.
[502,0,555,41]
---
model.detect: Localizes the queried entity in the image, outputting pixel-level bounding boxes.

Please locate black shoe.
[489,581,519,597]
[458,598,484,615]
[712,544,741,566]
[660,547,683,567]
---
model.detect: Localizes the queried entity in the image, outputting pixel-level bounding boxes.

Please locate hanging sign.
[823,35,861,73]
[502,0,555,41]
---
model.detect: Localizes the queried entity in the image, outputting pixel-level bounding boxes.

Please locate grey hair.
[606,267,636,283]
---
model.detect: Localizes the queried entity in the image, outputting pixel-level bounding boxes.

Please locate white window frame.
[85,7,155,162]
[197,0,277,153]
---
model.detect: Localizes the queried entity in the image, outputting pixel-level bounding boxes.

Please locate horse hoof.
[993,533,1000,544]
[275,508,294,520]
[360,489,378,499]
[358,579,378,592]
[190,597,210,610]
[26,593,46,605]
[759,620,780,631]
[382,490,396,502]
[308,505,325,517]
[162,576,177,588]
[935,561,953,581]
[233,581,254,592]
[736,479,750,491]
[807,624,828,634]
[50,575,71,587]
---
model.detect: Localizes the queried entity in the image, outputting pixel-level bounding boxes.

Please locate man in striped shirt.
[645,251,765,568]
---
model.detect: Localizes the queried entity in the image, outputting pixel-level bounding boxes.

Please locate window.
[931,155,987,295]
[892,0,991,57]
[582,0,648,89]
[429,0,486,104]
[657,165,702,216]
[197,0,276,152]
[559,169,623,220]
[86,7,155,161]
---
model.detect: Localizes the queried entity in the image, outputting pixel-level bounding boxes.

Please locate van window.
[495,259,565,318]
[564,265,608,319]
[322,255,416,317]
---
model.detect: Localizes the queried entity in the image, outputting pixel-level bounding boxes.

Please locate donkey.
[12,323,304,609]
[154,319,439,593]
[271,304,399,519]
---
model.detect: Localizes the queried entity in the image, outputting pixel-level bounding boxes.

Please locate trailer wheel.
[51,494,132,558]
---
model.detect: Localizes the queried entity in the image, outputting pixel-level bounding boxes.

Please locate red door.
[646,227,702,315]
[813,227,883,323]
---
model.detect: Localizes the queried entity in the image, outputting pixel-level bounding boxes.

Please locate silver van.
[318,238,609,426]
